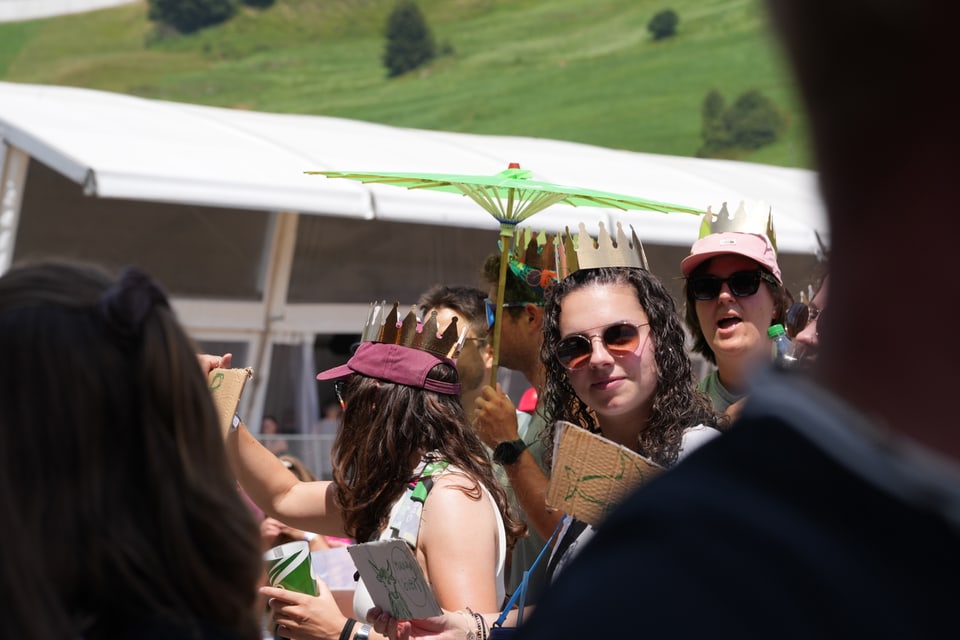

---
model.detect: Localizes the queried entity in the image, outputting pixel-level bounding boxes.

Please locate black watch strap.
[493,438,527,466]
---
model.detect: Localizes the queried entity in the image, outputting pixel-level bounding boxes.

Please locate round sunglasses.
[555,321,649,370]
[687,269,777,301]
[785,302,824,339]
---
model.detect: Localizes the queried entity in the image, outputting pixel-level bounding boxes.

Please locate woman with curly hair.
[223,322,525,640]
[538,265,723,579]
[363,264,724,640]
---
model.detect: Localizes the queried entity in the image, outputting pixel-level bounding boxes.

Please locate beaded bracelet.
[466,608,488,640]
[338,618,357,640]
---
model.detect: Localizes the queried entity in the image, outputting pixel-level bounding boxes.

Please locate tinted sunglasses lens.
[484,299,496,330]
[602,323,641,354]
[556,336,592,369]
[785,303,809,339]
[690,277,721,300]
[729,271,762,297]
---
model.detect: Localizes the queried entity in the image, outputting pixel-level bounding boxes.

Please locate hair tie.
[97,266,170,340]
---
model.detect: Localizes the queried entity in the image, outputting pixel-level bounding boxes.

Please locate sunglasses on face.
[786,302,824,339]
[484,298,544,330]
[687,269,776,301]
[555,321,650,370]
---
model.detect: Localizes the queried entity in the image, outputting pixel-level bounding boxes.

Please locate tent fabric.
[0,81,827,253]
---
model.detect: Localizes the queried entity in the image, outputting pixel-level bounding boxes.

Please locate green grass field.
[0,0,812,167]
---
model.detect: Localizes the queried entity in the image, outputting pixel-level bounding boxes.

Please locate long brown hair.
[331,361,525,547]
[0,261,261,639]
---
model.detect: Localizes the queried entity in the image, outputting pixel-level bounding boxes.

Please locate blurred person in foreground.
[0,261,261,640]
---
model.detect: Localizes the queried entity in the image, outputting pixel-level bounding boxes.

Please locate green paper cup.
[264,540,319,596]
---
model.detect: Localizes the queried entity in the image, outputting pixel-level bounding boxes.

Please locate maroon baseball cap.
[316,342,461,395]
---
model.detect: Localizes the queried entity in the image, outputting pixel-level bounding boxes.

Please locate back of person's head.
[417,283,489,339]
[480,253,544,319]
[0,261,260,639]
[330,359,525,546]
[540,266,718,467]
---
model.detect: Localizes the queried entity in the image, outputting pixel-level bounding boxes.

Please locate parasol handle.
[488,227,515,388]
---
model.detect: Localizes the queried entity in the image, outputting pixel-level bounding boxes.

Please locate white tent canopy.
[0,81,827,251]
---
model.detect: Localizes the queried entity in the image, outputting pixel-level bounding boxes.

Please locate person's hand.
[724,397,747,423]
[474,384,520,449]
[263,580,347,640]
[367,607,471,640]
[197,352,232,375]
[261,517,284,549]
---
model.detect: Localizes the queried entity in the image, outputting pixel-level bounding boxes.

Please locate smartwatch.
[493,439,527,466]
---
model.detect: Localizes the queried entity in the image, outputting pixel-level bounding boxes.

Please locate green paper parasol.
[309,163,704,386]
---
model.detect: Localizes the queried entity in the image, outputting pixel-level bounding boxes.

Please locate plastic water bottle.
[768,323,798,368]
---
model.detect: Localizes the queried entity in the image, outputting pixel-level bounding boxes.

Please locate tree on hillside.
[647,9,679,41]
[383,0,436,78]
[243,0,275,8]
[148,0,238,34]
[697,88,787,157]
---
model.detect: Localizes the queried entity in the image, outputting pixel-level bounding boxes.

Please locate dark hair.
[480,253,543,321]
[331,362,525,547]
[417,284,489,340]
[0,261,260,640]
[540,267,721,468]
[682,259,793,365]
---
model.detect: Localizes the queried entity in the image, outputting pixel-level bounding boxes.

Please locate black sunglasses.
[555,321,649,370]
[785,302,824,339]
[687,269,776,301]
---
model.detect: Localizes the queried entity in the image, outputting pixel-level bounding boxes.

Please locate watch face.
[494,439,525,465]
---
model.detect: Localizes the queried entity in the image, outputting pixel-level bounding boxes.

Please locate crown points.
[561,220,650,274]
[700,200,777,252]
[366,301,460,358]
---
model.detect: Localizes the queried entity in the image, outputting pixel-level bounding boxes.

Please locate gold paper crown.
[559,221,649,277]
[508,228,560,296]
[359,301,462,359]
[511,227,558,272]
[699,201,778,252]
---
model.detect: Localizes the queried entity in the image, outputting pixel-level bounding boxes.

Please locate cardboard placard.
[347,539,442,620]
[545,420,663,527]
[208,367,253,438]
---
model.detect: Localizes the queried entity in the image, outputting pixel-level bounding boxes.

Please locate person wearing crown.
[474,229,558,607]
[220,304,525,640]
[680,202,793,417]
[536,222,723,581]
[364,222,723,639]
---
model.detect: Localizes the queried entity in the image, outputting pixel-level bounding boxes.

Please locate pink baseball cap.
[680,232,782,283]
[316,342,460,396]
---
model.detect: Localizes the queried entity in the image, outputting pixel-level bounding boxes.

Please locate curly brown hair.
[331,361,525,547]
[539,267,721,468]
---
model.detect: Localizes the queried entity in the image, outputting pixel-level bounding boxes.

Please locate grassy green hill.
[0,0,812,167]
